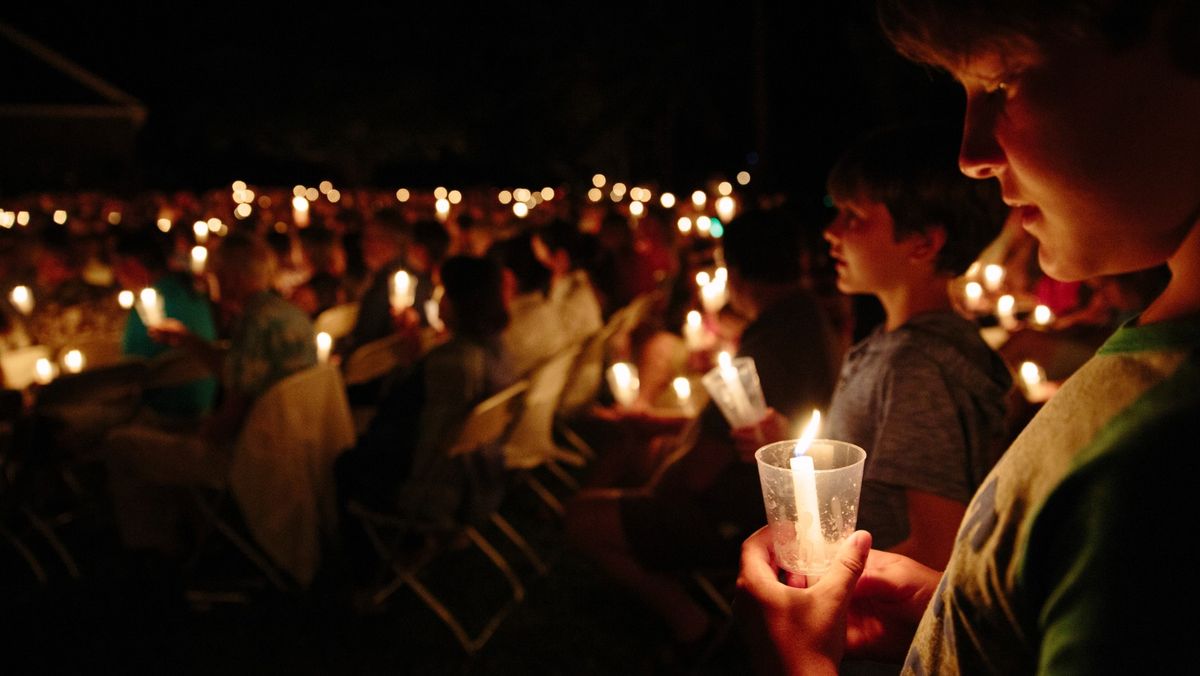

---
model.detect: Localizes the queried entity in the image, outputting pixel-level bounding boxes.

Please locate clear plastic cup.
[701,356,767,428]
[755,439,866,576]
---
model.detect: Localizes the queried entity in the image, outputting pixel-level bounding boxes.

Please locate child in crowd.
[737,2,1200,673]
[736,123,1011,570]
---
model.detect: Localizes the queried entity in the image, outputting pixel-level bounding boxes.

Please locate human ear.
[907,225,947,265]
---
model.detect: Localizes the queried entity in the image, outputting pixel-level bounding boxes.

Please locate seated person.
[346,208,408,353]
[564,209,840,648]
[105,232,317,557]
[336,256,514,530]
[291,227,350,318]
[740,124,1012,569]
[111,228,218,420]
[534,219,603,344]
[490,231,567,376]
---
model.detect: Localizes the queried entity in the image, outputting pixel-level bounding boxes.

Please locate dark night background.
[1,2,962,200]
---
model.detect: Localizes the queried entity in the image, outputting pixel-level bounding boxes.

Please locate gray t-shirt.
[826,311,1011,550]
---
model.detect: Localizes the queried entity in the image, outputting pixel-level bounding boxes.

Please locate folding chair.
[186,363,356,601]
[313,302,360,340]
[348,380,532,654]
[504,344,587,519]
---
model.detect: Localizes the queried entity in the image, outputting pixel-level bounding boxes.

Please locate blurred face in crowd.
[362,222,401,273]
[824,198,925,296]
[954,29,1200,281]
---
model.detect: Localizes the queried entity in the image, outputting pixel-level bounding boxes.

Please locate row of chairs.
[340,291,662,654]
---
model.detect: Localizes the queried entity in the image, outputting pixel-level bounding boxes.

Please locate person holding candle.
[737,2,1200,673]
[736,123,1012,571]
[111,228,218,419]
[489,231,568,377]
[565,209,839,658]
[336,256,514,533]
[105,232,317,558]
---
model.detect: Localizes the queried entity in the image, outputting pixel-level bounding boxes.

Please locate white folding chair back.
[342,334,410,386]
[504,345,582,469]
[313,302,360,340]
[228,363,356,588]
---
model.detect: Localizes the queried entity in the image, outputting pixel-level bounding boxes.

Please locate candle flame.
[140,287,158,306]
[964,281,983,301]
[997,294,1015,315]
[118,290,135,309]
[1033,304,1053,325]
[792,410,822,458]
[612,362,632,388]
[686,310,702,328]
[316,332,332,351]
[717,351,733,370]
[1020,361,1043,387]
[63,349,85,373]
[696,271,711,287]
[672,376,691,400]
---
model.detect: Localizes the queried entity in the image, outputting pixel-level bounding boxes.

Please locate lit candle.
[700,281,725,315]
[193,221,209,245]
[607,362,640,408]
[292,196,310,227]
[715,195,736,222]
[717,351,752,424]
[683,310,705,350]
[137,287,165,328]
[390,270,416,311]
[789,410,825,566]
[996,294,1017,329]
[691,190,707,208]
[34,357,56,385]
[425,285,445,332]
[316,332,332,363]
[435,198,451,222]
[629,201,645,218]
[983,264,1005,292]
[118,290,135,310]
[1019,360,1053,403]
[673,376,693,415]
[964,281,984,312]
[677,217,693,235]
[62,349,85,374]
[1033,304,1054,327]
[660,192,676,209]
[696,216,712,236]
[190,245,208,275]
[695,271,711,288]
[9,285,34,315]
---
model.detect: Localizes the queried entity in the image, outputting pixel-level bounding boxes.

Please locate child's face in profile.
[952,35,1200,282]
[824,198,919,296]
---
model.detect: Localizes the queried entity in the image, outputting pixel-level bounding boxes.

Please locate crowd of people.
[4,1,1195,670]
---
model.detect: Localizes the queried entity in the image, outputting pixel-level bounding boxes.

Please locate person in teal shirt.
[112,229,217,418]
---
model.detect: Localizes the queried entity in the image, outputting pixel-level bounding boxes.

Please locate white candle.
[683,310,705,350]
[1033,304,1054,327]
[34,357,56,385]
[190,245,208,275]
[137,287,165,328]
[607,362,640,408]
[316,332,332,363]
[193,220,209,245]
[964,282,984,312]
[292,196,310,227]
[715,195,736,222]
[677,217,693,235]
[9,285,33,315]
[62,349,85,374]
[983,264,1005,292]
[118,290,135,309]
[435,198,451,222]
[789,411,825,566]
[673,376,693,415]
[717,351,752,425]
[700,272,727,315]
[390,270,416,312]
[996,294,1017,329]
[691,190,707,208]
[1019,360,1053,403]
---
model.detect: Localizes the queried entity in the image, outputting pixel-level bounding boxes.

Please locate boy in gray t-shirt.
[738,124,1010,569]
